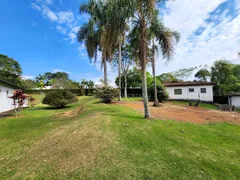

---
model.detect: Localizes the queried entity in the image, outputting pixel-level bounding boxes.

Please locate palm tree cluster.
[77,0,180,118]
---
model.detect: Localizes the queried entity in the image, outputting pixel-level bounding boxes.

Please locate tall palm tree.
[108,0,174,118]
[77,0,119,86]
[108,0,180,118]
[150,19,180,106]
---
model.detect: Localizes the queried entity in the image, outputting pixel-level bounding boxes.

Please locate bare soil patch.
[53,106,84,118]
[118,101,240,124]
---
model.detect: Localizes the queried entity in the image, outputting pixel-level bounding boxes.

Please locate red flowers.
[8,89,27,116]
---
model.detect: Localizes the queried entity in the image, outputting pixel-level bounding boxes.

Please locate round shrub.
[94,86,119,103]
[42,90,78,108]
[148,84,169,101]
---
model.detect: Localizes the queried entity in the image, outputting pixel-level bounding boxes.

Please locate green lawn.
[0,96,240,179]
[171,101,217,110]
[121,97,143,101]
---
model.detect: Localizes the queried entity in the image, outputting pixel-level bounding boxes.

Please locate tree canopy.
[0,54,22,85]
[195,69,211,82]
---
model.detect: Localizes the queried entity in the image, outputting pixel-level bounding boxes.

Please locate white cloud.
[56,25,67,34]
[30,3,41,11]
[22,75,35,80]
[57,11,75,24]
[31,1,79,44]
[68,25,80,33]
[155,0,240,78]
[42,5,58,21]
[45,0,53,5]
[36,0,53,5]
[68,32,76,44]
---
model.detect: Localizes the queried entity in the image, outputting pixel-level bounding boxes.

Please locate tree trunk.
[140,18,150,118]
[118,42,122,101]
[152,40,160,107]
[103,58,107,86]
[124,73,127,98]
[141,67,150,118]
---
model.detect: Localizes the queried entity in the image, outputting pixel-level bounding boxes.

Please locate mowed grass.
[0,96,240,179]
[121,97,143,101]
[172,101,218,110]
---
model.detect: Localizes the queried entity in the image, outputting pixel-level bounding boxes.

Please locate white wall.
[166,85,214,102]
[0,85,15,113]
[229,96,240,107]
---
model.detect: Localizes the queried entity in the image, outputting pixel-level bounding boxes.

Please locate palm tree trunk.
[118,42,122,101]
[141,67,150,118]
[140,18,150,118]
[103,58,107,86]
[152,41,160,107]
[124,73,127,98]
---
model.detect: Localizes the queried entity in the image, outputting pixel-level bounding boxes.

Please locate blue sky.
[0,0,240,84]
[0,0,102,82]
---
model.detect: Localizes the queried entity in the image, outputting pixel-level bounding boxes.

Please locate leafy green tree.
[113,44,134,98]
[36,74,46,86]
[127,68,142,88]
[36,72,71,88]
[80,79,88,89]
[233,64,240,82]
[172,67,197,81]
[53,72,69,81]
[21,79,37,89]
[68,81,80,89]
[87,80,95,89]
[157,73,180,83]
[211,60,234,85]
[195,69,211,82]
[0,54,22,85]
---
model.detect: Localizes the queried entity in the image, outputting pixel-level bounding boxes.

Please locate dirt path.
[118,101,240,124]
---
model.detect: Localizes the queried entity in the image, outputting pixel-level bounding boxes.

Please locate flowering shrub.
[8,89,27,117]
[42,90,78,108]
[94,86,119,103]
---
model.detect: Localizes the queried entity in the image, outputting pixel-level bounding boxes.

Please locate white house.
[164,82,215,102]
[228,94,240,108]
[0,79,28,114]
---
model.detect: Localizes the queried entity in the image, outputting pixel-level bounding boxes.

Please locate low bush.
[42,90,78,108]
[94,86,119,103]
[148,84,169,101]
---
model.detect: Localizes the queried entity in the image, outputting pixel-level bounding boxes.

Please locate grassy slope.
[0,96,240,179]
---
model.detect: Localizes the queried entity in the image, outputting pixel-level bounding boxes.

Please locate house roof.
[0,79,22,89]
[164,82,216,87]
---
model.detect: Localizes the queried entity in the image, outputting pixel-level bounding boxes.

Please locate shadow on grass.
[92,101,118,105]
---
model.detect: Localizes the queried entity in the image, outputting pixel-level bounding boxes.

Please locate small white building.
[164,82,215,102]
[0,79,28,114]
[228,94,240,108]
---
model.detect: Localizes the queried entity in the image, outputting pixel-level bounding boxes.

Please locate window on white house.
[6,90,9,97]
[189,88,194,92]
[0,89,2,98]
[174,89,182,95]
[201,88,206,93]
